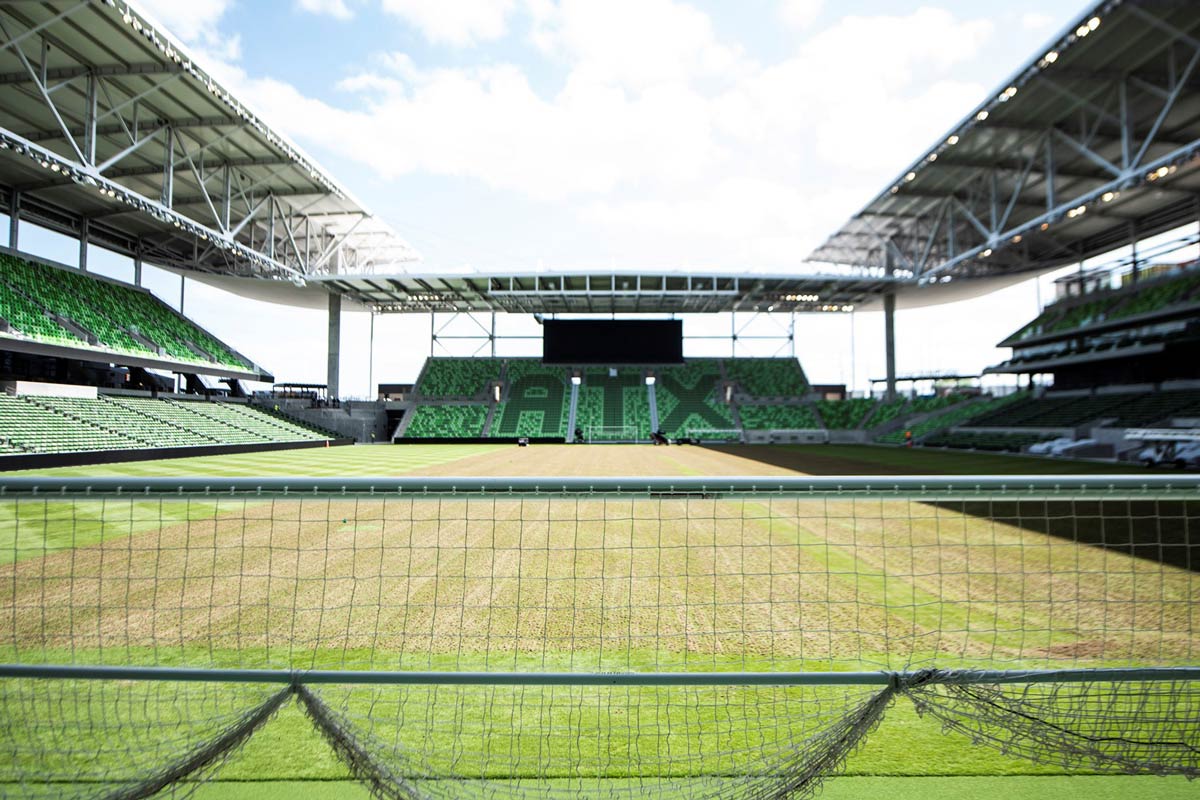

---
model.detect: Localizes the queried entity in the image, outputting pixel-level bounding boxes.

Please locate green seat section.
[655,360,732,438]
[108,398,258,445]
[174,401,327,442]
[576,367,650,440]
[1006,267,1200,342]
[493,360,569,438]
[968,390,1200,429]
[30,396,207,448]
[0,394,145,453]
[0,395,334,456]
[724,359,807,397]
[876,394,1029,444]
[0,253,253,371]
[405,405,487,438]
[738,404,819,429]
[0,277,81,346]
[862,398,907,428]
[417,358,502,398]
[815,398,876,429]
[923,430,1051,452]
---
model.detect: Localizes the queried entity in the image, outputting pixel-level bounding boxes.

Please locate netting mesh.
[0,478,1196,797]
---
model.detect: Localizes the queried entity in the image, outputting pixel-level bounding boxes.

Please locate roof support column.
[133,254,143,287]
[327,292,342,400]
[1129,222,1140,285]
[78,218,88,271]
[883,292,897,401]
[8,190,19,250]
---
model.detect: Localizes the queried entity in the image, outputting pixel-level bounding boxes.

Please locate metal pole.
[179,275,185,314]
[327,293,341,400]
[2,474,1196,500]
[133,254,143,287]
[1,663,1196,687]
[367,312,375,400]
[883,293,897,401]
[78,218,88,271]
[8,190,19,249]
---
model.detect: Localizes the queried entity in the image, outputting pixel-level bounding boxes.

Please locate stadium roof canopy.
[809,0,1200,285]
[0,0,416,282]
[3,0,1200,320]
[309,271,902,314]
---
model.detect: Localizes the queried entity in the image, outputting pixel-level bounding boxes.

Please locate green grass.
[184,776,1200,800]
[2,443,1191,796]
[730,444,1147,475]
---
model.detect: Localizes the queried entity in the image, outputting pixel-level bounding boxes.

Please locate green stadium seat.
[738,404,819,429]
[654,360,731,438]
[405,405,488,437]
[416,358,502,398]
[0,253,254,371]
[493,360,570,438]
[724,359,807,397]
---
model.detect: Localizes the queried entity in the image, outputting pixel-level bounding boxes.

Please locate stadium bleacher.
[0,394,327,456]
[724,358,807,397]
[815,398,875,429]
[738,404,819,429]
[654,360,733,437]
[576,367,650,440]
[0,253,254,371]
[876,393,1028,444]
[415,358,503,398]
[922,430,1051,452]
[1009,265,1200,342]
[403,405,488,438]
[492,361,571,438]
[967,389,1200,429]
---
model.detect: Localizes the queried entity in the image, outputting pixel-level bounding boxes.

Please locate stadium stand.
[415,358,502,398]
[0,253,254,371]
[1008,265,1200,342]
[966,388,1200,429]
[724,358,807,397]
[492,361,570,438]
[815,398,875,429]
[0,394,327,456]
[738,404,819,429]
[654,360,733,437]
[922,430,1051,452]
[876,393,1028,444]
[403,405,488,438]
[577,367,650,440]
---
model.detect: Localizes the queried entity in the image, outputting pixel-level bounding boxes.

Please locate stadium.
[0,1,1197,799]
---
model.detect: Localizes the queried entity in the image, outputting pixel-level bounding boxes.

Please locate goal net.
[1,475,1197,799]
[585,425,641,442]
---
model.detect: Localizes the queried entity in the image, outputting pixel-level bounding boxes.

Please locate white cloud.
[136,0,240,59]
[531,0,747,90]
[1022,12,1055,31]
[779,0,824,31]
[380,0,516,46]
[164,3,996,269]
[297,0,354,21]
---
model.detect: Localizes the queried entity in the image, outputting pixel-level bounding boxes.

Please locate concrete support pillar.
[8,191,19,249]
[133,255,143,286]
[78,218,89,271]
[327,293,342,400]
[883,292,897,401]
[1129,222,1140,285]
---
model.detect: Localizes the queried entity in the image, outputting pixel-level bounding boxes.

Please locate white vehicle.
[1029,437,1073,455]
[1139,442,1200,468]
[1050,438,1095,456]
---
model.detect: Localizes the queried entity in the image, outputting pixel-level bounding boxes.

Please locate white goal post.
[585,425,641,442]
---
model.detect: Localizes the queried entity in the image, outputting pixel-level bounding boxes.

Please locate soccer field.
[2,444,1195,799]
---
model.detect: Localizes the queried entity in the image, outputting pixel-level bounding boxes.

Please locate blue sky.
[15,0,1165,396]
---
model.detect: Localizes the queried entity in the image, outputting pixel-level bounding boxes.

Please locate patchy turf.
[2,443,1192,793]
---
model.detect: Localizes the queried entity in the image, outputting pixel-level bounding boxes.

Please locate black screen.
[543,320,683,364]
